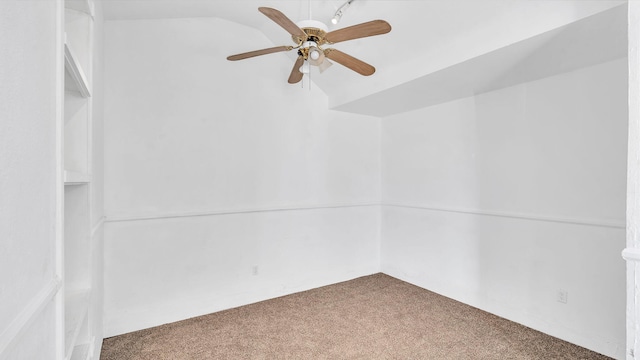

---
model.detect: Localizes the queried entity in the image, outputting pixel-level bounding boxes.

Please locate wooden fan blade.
[288,56,305,84]
[324,49,375,76]
[227,46,291,61]
[259,7,307,40]
[325,20,391,44]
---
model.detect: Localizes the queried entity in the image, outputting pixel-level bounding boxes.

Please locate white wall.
[101,6,629,356]
[381,58,627,358]
[103,17,381,336]
[0,1,62,359]
[104,207,379,336]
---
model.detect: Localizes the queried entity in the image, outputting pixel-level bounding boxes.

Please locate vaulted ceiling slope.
[102,0,626,116]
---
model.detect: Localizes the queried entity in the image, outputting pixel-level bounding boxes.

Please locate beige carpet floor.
[101,273,611,359]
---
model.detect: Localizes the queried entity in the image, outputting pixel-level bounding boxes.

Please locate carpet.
[101,273,611,359]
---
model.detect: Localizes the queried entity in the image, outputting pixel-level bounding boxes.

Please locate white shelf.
[65,290,90,360]
[64,43,91,98]
[65,0,94,18]
[70,343,90,360]
[64,170,91,185]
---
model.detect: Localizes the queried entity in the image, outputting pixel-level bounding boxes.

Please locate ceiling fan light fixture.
[308,46,326,67]
[318,59,333,73]
[310,48,321,60]
[299,61,310,74]
[303,42,326,66]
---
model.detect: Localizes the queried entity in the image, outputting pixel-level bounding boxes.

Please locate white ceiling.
[101,0,626,115]
[334,3,628,116]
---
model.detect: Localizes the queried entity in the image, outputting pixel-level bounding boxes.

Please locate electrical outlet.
[252,265,259,276]
[557,289,568,304]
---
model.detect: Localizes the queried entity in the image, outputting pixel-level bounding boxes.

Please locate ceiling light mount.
[332,0,355,25]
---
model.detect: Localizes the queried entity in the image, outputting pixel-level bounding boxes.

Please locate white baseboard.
[382,268,625,360]
[104,267,379,337]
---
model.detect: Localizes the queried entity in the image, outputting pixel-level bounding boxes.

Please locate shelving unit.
[65,44,91,98]
[64,290,90,358]
[65,0,94,20]
[64,170,91,185]
[70,344,91,360]
[63,0,95,359]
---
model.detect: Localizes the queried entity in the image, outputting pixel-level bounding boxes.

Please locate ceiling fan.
[227,7,391,84]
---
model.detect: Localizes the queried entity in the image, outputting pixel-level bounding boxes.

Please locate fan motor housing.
[293,20,329,45]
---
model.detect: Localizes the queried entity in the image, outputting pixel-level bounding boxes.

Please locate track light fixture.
[331,0,355,24]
